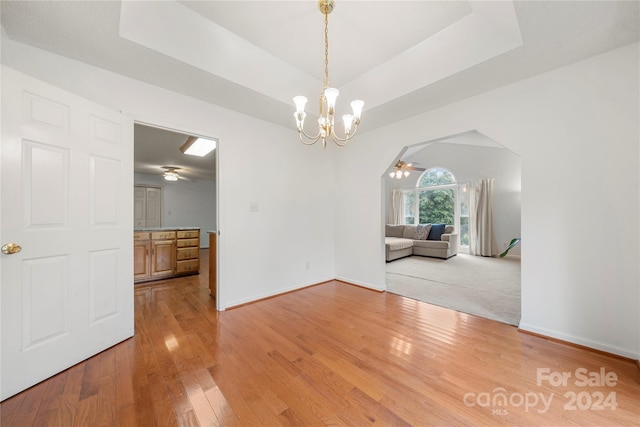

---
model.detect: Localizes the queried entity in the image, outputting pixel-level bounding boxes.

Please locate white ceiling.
[133,123,217,182]
[2,1,638,177]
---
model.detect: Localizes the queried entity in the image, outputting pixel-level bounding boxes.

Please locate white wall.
[4,34,638,359]
[385,141,522,256]
[134,173,216,248]
[335,43,639,358]
[2,38,337,310]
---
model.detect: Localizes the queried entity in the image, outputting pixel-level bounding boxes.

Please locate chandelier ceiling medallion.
[293,0,364,148]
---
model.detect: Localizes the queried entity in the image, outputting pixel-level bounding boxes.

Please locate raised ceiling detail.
[2,1,638,132]
[118,1,522,111]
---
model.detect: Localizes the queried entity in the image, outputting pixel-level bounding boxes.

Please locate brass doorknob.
[1,243,22,255]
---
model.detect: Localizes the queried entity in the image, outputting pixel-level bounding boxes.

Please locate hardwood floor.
[2,250,639,426]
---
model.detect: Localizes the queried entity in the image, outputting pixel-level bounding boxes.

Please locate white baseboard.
[334,276,385,292]
[223,275,334,310]
[519,322,637,359]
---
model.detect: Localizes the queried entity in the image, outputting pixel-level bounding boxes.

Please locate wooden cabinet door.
[151,239,174,277]
[133,241,150,280]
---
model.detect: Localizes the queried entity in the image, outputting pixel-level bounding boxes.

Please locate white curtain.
[469,178,498,256]
[389,189,405,225]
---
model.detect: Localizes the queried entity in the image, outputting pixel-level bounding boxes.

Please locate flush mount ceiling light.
[180,136,216,157]
[293,0,364,148]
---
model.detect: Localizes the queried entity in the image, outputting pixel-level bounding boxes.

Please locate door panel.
[145,187,162,227]
[151,240,175,276]
[134,187,146,227]
[22,256,68,349]
[90,155,120,226]
[23,140,69,228]
[133,241,150,279]
[1,67,134,400]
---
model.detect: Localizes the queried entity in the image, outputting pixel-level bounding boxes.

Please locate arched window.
[404,167,468,247]
[417,167,456,187]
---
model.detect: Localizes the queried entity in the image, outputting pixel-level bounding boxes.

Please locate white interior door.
[145,187,162,228]
[1,67,134,400]
[134,186,147,227]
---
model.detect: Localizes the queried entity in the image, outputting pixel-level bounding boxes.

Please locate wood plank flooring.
[2,249,639,426]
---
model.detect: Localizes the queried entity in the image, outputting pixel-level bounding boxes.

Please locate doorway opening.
[133,122,219,306]
[383,130,522,326]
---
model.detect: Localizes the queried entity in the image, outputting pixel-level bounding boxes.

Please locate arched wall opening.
[382,130,522,325]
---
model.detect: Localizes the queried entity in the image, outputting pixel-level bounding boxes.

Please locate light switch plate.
[249,201,259,212]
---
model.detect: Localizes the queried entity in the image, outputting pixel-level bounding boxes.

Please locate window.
[404,191,416,225]
[403,167,469,250]
[458,183,469,246]
[418,168,455,186]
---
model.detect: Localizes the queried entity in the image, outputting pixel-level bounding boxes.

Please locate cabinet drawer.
[134,232,150,241]
[176,259,199,273]
[177,247,199,261]
[177,230,199,239]
[152,231,176,240]
[176,238,199,248]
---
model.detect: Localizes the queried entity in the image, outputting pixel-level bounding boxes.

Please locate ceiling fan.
[161,166,190,182]
[389,161,425,179]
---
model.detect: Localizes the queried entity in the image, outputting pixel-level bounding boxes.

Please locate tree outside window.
[417,168,455,225]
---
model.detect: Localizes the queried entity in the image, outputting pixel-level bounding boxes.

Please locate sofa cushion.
[427,223,446,240]
[385,224,405,238]
[412,239,449,249]
[385,237,414,251]
[444,225,454,234]
[402,225,417,239]
[414,224,431,240]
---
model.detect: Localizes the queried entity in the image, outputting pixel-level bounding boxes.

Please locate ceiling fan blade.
[406,166,426,171]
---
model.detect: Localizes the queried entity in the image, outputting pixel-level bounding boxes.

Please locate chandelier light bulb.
[343,114,354,134]
[293,96,308,114]
[324,88,339,112]
[351,100,364,121]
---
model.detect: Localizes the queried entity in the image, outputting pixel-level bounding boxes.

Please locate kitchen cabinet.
[176,230,200,275]
[134,228,200,284]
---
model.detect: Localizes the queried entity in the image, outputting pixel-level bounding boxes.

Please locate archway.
[382,130,522,325]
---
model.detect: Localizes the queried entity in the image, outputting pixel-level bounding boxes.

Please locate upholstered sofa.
[385,224,458,261]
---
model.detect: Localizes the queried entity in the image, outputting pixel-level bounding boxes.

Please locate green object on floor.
[499,238,521,258]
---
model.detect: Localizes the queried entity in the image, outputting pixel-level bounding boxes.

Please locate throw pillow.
[427,223,446,241]
[402,225,417,239]
[413,224,432,240]
[385,224,405,238]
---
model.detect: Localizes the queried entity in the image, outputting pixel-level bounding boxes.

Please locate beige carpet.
[386,254,521,325]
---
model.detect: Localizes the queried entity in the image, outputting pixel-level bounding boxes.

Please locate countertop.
[134,227,201,232]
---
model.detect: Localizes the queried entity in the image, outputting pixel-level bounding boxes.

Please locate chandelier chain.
[324,7,329,88]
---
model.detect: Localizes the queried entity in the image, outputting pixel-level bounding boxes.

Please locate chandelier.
[293,0,364,148]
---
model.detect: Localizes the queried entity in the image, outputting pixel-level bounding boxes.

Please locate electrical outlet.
[249,202,259,212]
[305,261,310,270]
